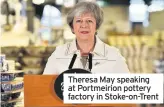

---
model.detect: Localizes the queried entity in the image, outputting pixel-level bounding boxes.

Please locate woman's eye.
[76,20,81,23]
[88,20,93,23]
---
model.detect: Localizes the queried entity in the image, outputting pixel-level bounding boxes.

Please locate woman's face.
[72,13,96,42]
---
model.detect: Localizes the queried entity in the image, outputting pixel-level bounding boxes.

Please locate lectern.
[24,75,137,107]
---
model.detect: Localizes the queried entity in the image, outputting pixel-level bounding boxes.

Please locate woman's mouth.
[80,31,89,34]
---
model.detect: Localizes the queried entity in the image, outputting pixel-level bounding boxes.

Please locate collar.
[65,36,105,57]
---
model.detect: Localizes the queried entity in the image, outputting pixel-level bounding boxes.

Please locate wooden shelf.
[1,88,24,94]
[14,103,24,107]
[1,77,23,84]
[1,97,23,104]
[1,70,24,74]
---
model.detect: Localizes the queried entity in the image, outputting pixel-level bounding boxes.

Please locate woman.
[43,1,129,74]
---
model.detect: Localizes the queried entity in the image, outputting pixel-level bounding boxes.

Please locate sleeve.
[43,47,59,75]
[113,49,130,73]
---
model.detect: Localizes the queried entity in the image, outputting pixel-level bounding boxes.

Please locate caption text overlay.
[64,74,163,104]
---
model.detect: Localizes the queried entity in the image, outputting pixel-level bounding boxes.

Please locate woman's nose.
[80,21,88,28]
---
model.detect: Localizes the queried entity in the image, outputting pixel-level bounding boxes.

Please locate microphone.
[68,54,77,69]
[88,53,92,71]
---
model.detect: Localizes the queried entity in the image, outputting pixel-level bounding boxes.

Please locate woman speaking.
[43,1,129,74]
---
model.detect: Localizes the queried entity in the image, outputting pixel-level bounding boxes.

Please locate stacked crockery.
[1,54,24,107]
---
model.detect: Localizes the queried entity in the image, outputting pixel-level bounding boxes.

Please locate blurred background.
[0,0,164,106]
[1,0,164,75]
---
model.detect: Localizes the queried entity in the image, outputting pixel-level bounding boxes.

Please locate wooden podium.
[24,75,137,107]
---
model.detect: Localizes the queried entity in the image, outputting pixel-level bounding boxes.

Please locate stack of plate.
[1,54,24,107]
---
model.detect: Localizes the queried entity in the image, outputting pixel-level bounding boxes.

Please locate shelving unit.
[1,46,56,75]
[1,55,24,107]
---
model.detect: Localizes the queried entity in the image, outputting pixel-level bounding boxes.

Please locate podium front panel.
[24,75,137,107]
